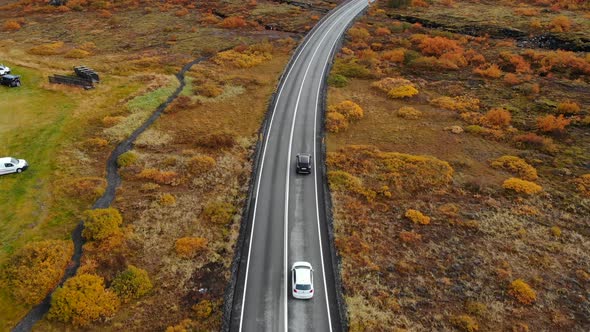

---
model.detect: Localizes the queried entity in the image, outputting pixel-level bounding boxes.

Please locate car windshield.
[295,284,311,290]
[299,156,309,164]
[10,158,18,164]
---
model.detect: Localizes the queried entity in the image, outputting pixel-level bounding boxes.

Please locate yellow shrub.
[328,170,376,201]
[326,111,349,133]
[7,240,74,305]
[432,95,480,113]
[556,101,580,114]
[502,178,542,195]
[405,209,431,225]
[388,85,419,99]
[550,226,562,237]
[102,115,125,127]
[110,265,153,302]
[193,299,213,319]
[117,151,138,167]
[396,106,422,119]
[380,152,454,192]
[202,202,235,225]
[328,100,364,121]
[83,137,109,150]
[450,315,479,332]
[48,274,120,326]
[491,156,538,181]
[159,193,176,206]
[214,43,273,68]
[575,174,590,197]
[195,82,223,98]
[187,155,216,174]
[28,41,65,55]
[508,279,537,304]
[175,237,208,258]
[82,208,123,241]
[64,48,91,58]
[550,15,572,32]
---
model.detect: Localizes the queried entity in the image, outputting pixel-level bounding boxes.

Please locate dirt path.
[12,56,208,332]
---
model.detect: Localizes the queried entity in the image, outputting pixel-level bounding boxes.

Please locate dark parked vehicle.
[0,74,21,87]
[296,153,312,174]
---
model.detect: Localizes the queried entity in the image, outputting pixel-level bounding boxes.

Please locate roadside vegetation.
[0,0,341,329]
[327,0,589,331]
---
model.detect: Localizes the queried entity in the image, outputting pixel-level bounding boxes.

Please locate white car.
[0,64,10,76]
[292,261,314,299]
[0,157,28,175]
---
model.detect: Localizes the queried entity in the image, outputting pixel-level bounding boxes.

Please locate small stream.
[12,56,208,332]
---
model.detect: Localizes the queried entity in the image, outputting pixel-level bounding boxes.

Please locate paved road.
[230,1,368,331]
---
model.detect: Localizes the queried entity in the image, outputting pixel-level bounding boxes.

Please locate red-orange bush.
[3,20,21,31]
[137,168,179,185]
[550,15,572,32]
[219,16,247,28]
[537,114,571,133]
[474,64,503,78]
[418,36,462,56]
[482,108,512,127]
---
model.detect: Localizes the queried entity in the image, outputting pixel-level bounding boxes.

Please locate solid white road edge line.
[312,2,367,332]
[287,1,365,331]
[237,2,353,331]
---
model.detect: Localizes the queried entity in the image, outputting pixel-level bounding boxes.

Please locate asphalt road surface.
[230,1,368,331]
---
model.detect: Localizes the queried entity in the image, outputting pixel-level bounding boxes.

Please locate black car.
[296,153,312,174]
[0,74,21,87]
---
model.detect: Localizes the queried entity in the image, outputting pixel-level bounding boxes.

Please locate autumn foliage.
[7,240,73,305]
[110,265,153,302]
[405,209,431,225]
[502,178,543,195]
[137,168,179,185]
[491,156,538,181]
[202,202,235,225]
[48,274,120,327]
[82,208,123,241]
[508,279,537,305]
[371,77,419,99]
[175,237,209,258]
[537,114,571,134]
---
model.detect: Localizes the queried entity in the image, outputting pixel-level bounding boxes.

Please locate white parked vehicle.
[0,64,10,76]
[292,261,314,299]
[0,157,28,175]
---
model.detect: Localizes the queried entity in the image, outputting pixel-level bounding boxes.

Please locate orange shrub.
[405,209,431,225]
[3,20,21,31]
[411,0,429,7]
[502,178,543,195]
[399,231,422,243]
[474,64,503,78]
[7,240,73,305]
[550,15,572,32]
[102,115,125,127]
[187,155,216,174]
[504,73,521,86]
[175,8,189,17]
[375,27,391,36]
[513,133,557,152]
[556,101,580,114]
[491,156,538,181]
[175,237,208,258]
[514,7,540,16]
[159,193,176,206]
[201,13,221,25]
[501,52,531,73]
[326,112,349,133]
[137,168,179,185]
[482,108,512,127]
[48,274,120,326]
[381,48,406,63]
[219,16,247,28]
[464,50,486,65]
[98,9,112,18]
[508,279,537,305]
[418,36,462,56]
[537,114,571,133]
[574,174,590,197]
[194,82,223,97]
[329,100,364,121]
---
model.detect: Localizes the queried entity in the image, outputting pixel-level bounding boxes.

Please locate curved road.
[230,1,368,331]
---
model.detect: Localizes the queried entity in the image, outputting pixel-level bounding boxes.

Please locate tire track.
[12,56,208,332]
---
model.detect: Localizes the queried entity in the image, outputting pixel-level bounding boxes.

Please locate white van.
[0,157,28,175]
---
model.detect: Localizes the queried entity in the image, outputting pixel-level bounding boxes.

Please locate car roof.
[293,266,312,284]
[2,74,18,79]
[297,154,310,161]
[0,157,16,163]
